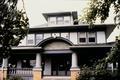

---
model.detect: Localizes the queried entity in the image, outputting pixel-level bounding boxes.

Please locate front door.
[51,54,71,76]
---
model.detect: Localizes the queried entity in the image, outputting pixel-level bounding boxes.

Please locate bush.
[77,67,114,80]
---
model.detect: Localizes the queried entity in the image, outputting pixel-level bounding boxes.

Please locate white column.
[2,58,8,68]
[35,53,41,68]
[71,52,78,68]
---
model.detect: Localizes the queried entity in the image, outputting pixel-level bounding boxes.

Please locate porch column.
[71,52,78,68]
[35,53,42,68]
[2,58,8,68]
[70,53,80,80]
[33,53,42,80]
[0,58,8,80]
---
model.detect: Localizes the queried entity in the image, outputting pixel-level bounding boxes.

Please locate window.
[64,16,71,24]
[57,17,64,24]
[88,32,96,43]
[48,16,71,26]
[27,34,35,45]
[36,34,43,45]
[61,33,69,39]
[78,32,96,44]
[49,17,56,25]
[78,32,87,43]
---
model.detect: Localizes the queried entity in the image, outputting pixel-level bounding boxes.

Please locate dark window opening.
[89,37,95,42]
[79,38,86,43]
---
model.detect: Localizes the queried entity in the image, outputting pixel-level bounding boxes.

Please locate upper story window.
[88,32,96,43]
[27,34,35,45]
[78,32,96,44]
[78,32,87,43]
[36,34,43,45]
[61,33,69,39]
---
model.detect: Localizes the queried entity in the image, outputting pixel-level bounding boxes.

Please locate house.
[0,11,116,80]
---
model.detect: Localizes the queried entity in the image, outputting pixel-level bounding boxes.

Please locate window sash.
[36,34,43,44]
[78,32,96,44]
[49,17,56,25]
[27,34,35,45]
[57,17,64,24]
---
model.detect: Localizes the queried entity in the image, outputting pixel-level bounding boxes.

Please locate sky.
[18,0,120,42]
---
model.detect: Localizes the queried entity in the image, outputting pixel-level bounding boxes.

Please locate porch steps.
[42,76,70,80]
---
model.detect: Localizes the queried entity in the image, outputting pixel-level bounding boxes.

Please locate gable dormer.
[43,11,78,26]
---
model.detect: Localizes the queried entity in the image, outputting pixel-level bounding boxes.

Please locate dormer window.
[49,17,56,25]
[64,16,71,24]
[48,16,71,25]
[57,17,64,24]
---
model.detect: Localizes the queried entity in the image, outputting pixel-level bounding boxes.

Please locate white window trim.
[78,32,96,44]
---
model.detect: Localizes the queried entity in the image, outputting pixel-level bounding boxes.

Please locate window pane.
[61,33,69,39]
[88,32,95,37]
[78,32,87,43]
[49,17,56,25]
[36,34,43,45]
[57,17,64,24]
[88,32,96,43]
[27,34,35,45]
[89,38,95,42]
[64,16,70,24]
[79,38,86,42]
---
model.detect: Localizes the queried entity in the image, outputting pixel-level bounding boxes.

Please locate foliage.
[78,66,112,80]
[77,37,120,80]
[0,0,29,58]
[81,0,120,25]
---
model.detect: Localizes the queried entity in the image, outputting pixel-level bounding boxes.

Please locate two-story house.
[0,11,115,80]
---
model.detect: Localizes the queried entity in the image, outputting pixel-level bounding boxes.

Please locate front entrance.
[43,54,71,76]
[51,54,71,76]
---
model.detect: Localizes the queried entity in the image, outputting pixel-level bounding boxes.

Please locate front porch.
[0,52,79,80]
[0,39,114,80]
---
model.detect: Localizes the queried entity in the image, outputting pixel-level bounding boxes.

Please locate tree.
[77,0,120,80]
[81,0,120,70]
[0,0,29,58]
[81,0,120,26]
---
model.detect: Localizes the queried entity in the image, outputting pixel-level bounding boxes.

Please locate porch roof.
[70,42,115,49]
[12,46,42,54]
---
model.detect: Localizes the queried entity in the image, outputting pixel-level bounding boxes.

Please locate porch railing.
[8,68,33,80]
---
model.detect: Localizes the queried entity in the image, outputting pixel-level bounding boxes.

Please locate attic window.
[57,17,64,24]
[49,17,56,25]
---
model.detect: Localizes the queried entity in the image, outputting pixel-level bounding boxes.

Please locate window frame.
[87,32,96,44]
[78,32,87,44]
[78,32,96,44]
[48,17,56,25]
[56,16,64,25]
[27,34,35,46]
[35,34,43,45]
